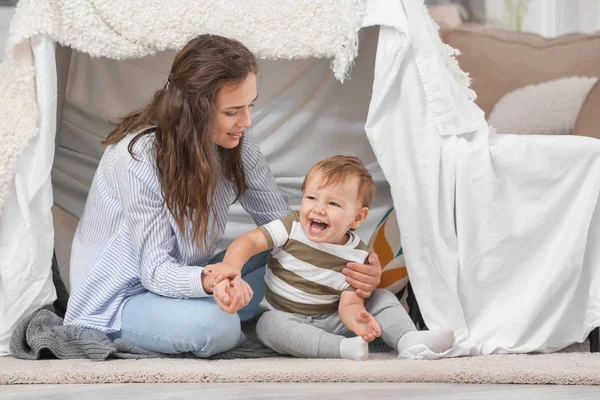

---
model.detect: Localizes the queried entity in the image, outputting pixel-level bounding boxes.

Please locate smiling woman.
[101,35,259,252]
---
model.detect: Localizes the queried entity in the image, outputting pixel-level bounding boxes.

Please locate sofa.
[438,23,600,139]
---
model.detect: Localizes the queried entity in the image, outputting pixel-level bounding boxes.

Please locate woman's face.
[214,73,257,149]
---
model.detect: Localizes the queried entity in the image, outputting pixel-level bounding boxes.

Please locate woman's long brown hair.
[103,34,258,251]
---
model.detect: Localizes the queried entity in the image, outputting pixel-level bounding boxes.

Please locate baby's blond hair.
[302,155,376,208]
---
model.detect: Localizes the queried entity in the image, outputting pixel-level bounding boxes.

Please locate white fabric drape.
[365,0,600,358]
[0,35,57,356]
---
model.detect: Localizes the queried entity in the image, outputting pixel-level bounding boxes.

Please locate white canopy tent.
[1,0,599,357]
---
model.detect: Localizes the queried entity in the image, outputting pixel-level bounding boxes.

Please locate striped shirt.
[258,211,369,315]
[64,130,291,333]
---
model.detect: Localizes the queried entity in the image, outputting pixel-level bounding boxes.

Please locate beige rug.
[2,343,600,385]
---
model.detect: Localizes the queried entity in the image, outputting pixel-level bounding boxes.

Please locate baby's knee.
[256,311,288,346]
[256,311,276,339]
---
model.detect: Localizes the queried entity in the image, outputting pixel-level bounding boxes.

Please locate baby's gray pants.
[255,289,416,358]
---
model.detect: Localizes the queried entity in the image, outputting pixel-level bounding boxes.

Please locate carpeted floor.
[2,342,599,385]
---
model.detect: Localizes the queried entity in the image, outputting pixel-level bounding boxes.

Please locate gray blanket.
[9,308,282,360]
[10,308,392,361]
[9,252,282,360]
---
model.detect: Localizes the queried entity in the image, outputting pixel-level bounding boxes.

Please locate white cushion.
[488,76,598,135]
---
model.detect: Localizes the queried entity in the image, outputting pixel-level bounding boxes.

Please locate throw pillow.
[367,208,408,294]
[488,76,598,135]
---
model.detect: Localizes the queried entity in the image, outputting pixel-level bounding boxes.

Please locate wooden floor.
[1,383,600,399]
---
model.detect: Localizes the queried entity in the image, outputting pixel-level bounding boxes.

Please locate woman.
[64,34,382,357]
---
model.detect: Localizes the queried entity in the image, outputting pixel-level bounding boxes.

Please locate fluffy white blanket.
[0,0,367,215]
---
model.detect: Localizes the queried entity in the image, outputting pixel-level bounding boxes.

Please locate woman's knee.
[187,309,242,357]
[121,294,242,357]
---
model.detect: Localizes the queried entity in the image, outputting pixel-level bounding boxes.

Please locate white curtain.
[556,0,600,34]
[534,0,600,37]
[486,0,600,37]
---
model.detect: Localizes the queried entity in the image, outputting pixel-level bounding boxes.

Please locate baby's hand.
[204,262,241,287]
[213,278,254,314]
[348,309,381,342]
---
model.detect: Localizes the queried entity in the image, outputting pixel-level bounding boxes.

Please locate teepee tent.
[1,0,600,358]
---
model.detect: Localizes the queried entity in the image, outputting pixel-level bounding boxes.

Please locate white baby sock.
[397,329,454,354]
[340,337,369,361]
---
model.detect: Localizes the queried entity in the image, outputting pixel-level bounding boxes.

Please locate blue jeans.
[110,250,269,357]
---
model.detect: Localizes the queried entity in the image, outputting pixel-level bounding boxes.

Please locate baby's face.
[299,172,367,245]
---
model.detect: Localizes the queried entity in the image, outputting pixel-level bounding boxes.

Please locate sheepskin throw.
[0,0,367,216]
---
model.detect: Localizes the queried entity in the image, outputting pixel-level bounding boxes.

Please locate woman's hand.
[213,277,254,314]
[343,252,382,299]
